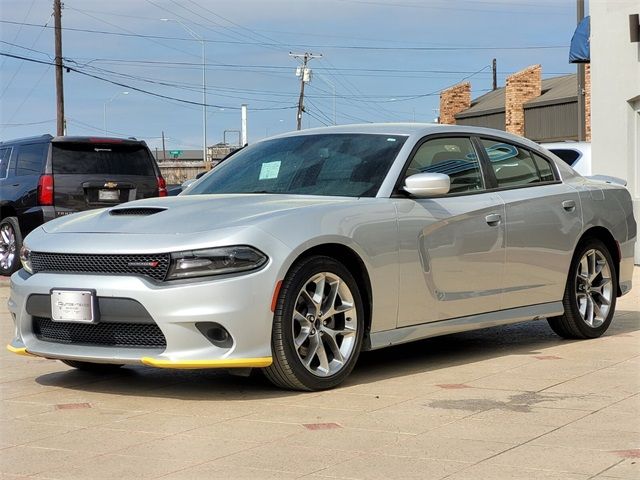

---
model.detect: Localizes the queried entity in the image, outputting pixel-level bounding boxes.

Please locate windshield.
[186,133,408,197]
[52,143,155,176]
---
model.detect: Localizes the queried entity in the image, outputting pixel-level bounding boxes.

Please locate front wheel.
[548,238,617,339]
[264,256,364,391]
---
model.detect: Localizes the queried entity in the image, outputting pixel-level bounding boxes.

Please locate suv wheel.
[0,217,22,276]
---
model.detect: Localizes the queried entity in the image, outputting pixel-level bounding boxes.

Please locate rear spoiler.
[585,175,627,186]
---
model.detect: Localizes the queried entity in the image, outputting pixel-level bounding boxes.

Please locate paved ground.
[0,269,638,480]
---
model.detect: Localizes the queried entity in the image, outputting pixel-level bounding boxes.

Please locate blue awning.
[569,16,590,63]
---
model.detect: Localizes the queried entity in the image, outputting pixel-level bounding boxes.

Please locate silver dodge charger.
[7,124,636,391]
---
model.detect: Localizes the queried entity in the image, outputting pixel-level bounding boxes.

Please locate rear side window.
[15,143,47,176]
[479,139,543,188]
[0,147,12,178]
[52,143,155,176]
[531,152,556,182]
[548,148,580,166]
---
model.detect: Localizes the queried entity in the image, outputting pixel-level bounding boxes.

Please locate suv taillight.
[37,174,54,205]
[157,176,167,197]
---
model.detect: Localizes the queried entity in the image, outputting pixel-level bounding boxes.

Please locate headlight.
[20,246,33,274]
[166,246,267,280]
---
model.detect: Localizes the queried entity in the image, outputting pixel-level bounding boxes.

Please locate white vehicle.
[541,141,591,176]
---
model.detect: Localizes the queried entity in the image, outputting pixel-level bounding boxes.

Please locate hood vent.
[109,207,167,216]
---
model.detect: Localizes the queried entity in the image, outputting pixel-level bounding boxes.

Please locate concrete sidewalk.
[1,269,638,479]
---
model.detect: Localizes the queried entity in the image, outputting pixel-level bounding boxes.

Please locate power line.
[0,20,569,51]
[0,52,297,111]
[0,119,56,127]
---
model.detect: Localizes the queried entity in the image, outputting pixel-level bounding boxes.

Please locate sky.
[0,0,582,152]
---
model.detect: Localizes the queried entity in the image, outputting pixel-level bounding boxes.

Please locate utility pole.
[53,0,64,136]
[577,0,586,141]
[161,131,167,162]
[492,58,497,91]
[290,52,322,130]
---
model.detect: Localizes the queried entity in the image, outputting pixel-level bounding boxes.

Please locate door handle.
[485,213,501,226]
[562,200,576,212]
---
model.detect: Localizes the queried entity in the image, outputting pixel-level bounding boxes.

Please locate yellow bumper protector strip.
[6,344,34,356]
[140,356,273,369]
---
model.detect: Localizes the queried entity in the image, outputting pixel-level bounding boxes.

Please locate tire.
[0,217,22,276]
[61,360,124,372]
[263,255,365,391]
[548,238,617,339]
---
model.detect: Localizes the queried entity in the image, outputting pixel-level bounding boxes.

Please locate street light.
[103,91,129,135]
[161,18,207,164]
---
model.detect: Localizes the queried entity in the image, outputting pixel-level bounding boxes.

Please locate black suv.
[0,135,167,275]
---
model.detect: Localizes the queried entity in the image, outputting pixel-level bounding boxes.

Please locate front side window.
[479,139,546,188]
[186,134,408,197]
[0,147,12,178]
[15,143,47,176]
[403,137,484,194]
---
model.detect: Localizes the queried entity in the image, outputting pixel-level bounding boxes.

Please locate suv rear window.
[52,143,155,176]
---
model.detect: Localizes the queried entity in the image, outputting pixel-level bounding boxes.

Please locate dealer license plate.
[98,189,120,201]
[51,290,95,323]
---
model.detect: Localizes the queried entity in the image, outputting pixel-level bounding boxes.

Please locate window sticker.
[259,161,281,180]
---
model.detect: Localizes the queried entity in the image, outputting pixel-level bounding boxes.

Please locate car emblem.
[127,261,160,268]
[104,181,118,188]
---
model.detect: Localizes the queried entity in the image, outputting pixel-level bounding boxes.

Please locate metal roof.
[456,89,505,118]
[524,74,577,108]
[455,74,577,119]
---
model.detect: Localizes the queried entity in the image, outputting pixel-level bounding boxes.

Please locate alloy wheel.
[292,272,358,377]
[575,248,613,328]
[0,223,16,270]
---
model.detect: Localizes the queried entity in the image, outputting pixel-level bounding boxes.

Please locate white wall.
[590,0,640,264]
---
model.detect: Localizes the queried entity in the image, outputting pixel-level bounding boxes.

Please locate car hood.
[42,194,357,235]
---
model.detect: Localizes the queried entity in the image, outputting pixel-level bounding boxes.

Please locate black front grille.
[33,317,166,348]
[30,252,171,281]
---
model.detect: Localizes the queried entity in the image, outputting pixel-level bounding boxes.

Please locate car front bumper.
[7,267,278,369]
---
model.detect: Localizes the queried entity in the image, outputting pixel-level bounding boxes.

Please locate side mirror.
[403,173,450,197]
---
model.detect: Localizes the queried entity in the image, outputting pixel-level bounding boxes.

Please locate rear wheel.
[548,238,617,339]
[0,217,22,276]
[264,256,364,391]
[61,360,124,372]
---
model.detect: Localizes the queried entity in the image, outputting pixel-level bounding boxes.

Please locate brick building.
[439,65,591,142]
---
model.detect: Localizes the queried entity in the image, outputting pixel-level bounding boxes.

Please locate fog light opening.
[195,322,234,348]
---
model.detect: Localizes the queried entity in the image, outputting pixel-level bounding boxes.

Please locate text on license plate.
[51,290,95,323]
[98,189,120,201]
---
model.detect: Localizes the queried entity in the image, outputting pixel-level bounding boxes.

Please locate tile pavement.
[0,268,638,479]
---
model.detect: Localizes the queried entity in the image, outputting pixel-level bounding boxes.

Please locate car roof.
[266,123,542,149]
[0,135,147,147]
[540,141,591,151]
[0,134,53,146]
